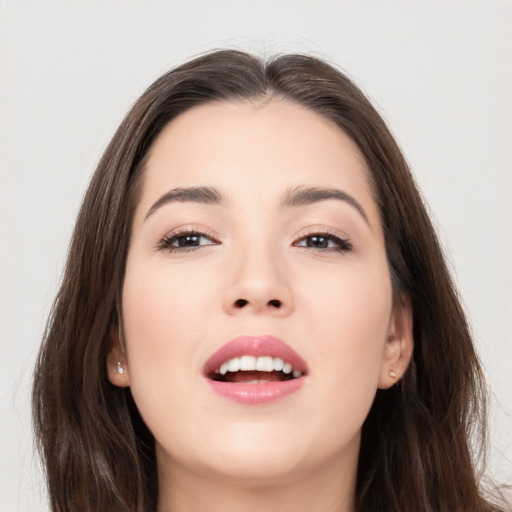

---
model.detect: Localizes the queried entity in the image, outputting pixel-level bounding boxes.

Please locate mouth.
[203,336,308,404]
[208,355,304,383]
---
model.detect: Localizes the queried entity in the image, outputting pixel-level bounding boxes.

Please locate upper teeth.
[217,356,303,378]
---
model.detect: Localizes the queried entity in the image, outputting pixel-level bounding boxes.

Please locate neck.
[156,450,358,512]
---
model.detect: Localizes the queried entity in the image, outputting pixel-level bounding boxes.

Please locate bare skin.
[107,99,413,512]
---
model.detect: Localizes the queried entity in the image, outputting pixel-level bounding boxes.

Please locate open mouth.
[203,336,308,404]
[208,355,304,383]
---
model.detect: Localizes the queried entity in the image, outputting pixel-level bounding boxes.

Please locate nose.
[222,245,294,317]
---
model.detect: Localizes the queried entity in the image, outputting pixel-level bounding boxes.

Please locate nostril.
[232,298,282,310]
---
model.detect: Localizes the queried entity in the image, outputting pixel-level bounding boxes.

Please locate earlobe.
[378,295,414,389]
[106,325,131,388]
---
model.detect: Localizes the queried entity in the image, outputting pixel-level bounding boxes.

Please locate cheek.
[122,259,215,348]
[120,259,215,395]
[120,259,217,446]
[303,253,391,317]
[299,259,392,388]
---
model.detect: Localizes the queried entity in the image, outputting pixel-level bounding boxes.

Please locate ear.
[378,294,414,389]
[106,325,131,388]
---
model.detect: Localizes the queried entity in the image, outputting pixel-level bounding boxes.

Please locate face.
[108,99,412,487]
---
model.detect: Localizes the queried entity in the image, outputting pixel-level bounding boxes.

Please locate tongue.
[225,371,285,383]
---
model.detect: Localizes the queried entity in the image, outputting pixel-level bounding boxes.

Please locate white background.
[1,1,511,510]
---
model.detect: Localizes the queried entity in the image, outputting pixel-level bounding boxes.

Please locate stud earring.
[389,368,397,379]
[117,362,125,374]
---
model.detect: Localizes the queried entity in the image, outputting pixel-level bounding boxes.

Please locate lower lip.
[205,377,305,405]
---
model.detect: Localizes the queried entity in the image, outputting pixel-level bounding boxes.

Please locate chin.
[201,449,306,486]
[162,423,310,484]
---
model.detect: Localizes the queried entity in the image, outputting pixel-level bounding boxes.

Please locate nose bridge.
[223,233,293,316]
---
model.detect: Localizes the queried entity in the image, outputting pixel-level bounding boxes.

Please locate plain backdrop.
[1,1,511,510]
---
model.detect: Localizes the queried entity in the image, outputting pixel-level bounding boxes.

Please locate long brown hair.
[33,49,505,512]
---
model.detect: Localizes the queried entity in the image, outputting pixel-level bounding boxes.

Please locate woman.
[33,50,505,511]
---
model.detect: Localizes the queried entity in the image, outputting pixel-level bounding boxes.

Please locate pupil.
[179,235,200,247]
[308,235,328,248]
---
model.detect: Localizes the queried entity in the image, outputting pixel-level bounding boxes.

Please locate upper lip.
[203,335,309,377]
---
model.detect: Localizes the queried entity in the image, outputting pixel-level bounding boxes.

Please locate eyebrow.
[281,186,370,225]
[145,185,370,226]
[145,186,226,220]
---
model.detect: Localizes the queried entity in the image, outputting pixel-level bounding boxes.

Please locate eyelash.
[293,230,353,253]
[157,229,220,253]
[157,229,352,254]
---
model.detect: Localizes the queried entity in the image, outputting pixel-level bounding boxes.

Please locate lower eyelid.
[156,229,219,251]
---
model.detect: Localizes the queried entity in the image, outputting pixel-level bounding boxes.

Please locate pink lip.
[203,335,308,405]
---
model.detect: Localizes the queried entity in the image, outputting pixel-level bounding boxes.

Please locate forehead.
[137,99,378,222]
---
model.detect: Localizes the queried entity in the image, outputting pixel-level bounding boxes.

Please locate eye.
[293,232,352,252]
[158,230,220,253]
